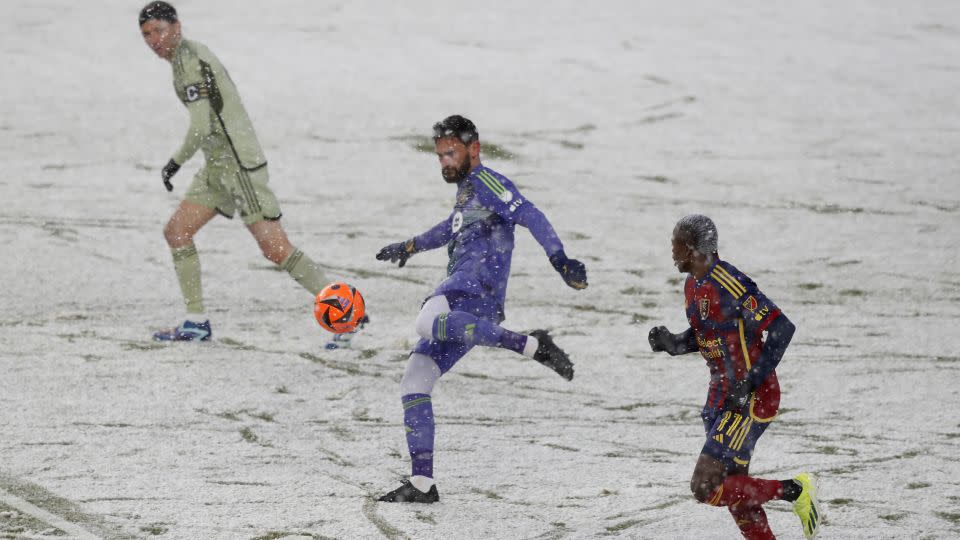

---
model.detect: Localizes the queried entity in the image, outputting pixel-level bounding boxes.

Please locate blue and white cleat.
[324,314,369,350]
[153,319,212,342]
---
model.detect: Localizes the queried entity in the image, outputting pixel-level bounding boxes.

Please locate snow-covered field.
[2,0,959,538]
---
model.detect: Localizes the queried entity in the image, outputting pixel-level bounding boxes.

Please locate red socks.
[707,475,784,507]
[705,475,784,539]
[729,504,774,540]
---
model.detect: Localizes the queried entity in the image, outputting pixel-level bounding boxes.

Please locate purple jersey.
[413,166,563,317]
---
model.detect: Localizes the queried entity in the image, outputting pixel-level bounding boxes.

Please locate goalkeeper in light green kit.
[139,2,349,343]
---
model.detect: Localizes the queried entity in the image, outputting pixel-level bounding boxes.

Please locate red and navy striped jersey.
[684,259,781,420]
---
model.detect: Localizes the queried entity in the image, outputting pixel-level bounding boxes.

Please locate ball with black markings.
[314,282,366,334]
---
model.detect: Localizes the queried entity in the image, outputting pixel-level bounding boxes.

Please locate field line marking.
[0,487,101,539]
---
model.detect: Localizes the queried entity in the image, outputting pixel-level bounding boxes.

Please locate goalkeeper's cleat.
[792,473,822,539]
[377,480,439,503]
[530,329,574,381]
[324,314,369,350]
[152,319,211,342]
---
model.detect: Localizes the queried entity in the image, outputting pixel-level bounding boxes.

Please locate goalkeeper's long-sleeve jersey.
[413,165,564,313]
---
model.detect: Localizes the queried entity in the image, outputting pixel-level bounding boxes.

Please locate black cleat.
[530,330,574,381]
[377,480,439,503]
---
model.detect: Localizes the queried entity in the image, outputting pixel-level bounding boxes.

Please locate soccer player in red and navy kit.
[648,215,821,539]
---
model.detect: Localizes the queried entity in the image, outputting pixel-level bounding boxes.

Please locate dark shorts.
[412,290,504,374]
[700,408,772,469]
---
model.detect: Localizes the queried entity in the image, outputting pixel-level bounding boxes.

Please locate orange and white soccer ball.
[314,282,366,334]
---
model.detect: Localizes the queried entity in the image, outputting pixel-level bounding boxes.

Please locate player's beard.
[441,157,471,184]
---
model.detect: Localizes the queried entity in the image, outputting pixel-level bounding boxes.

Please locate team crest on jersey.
[742,296,758,312]
[456,182,474,206]
[451,211,463,233]
[699,298,710,319]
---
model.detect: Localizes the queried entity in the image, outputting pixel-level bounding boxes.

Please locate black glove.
[549,250,588,289]
[648,326,673,353]
[161,159,180,192]
[725,379,754,411]
[376,239,416,268]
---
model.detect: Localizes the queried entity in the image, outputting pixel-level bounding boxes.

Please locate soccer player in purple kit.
[375,115,588,503]
[647,214,821,539]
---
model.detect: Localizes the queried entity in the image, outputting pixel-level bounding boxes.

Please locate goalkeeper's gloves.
[549,250,588,289]
[376,239,416,268]
[161,159,180,192]
[725,379,754,411]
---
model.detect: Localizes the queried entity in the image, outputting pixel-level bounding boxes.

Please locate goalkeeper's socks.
[433,311,526,354]
[410,475,435,492]
[402,393,435,478]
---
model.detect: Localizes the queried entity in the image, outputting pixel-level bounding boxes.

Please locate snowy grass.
[2,0,959,538]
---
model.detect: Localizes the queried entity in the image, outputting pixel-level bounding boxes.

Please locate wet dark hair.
[674,214,719,254]
[139,1,178,26]
[432,115,479,145]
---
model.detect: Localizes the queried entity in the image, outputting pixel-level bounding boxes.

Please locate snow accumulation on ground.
[1,0,959,538]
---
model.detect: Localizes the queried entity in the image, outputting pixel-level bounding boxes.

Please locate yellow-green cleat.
[792,473,822,539]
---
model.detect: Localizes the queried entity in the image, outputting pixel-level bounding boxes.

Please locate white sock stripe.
[523,336,539,358]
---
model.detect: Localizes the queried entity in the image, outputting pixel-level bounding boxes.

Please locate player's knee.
[163,221,191,247]
[690,476,719,504]
[260,241,290,265]
[414,312,435,340]
[415,296,450,340]
[400,353,441,396]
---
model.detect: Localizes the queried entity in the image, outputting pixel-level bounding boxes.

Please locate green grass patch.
[543,442,580,452]
[907,482,931,489]
[239,427,259,444]
[250,411,275,423]
[470,488,503,500]
[415,512,437,525]
[605,401,657,411]
[395,135,518,160]
[140,523,168,535]
[635,175,671,183]
[936,511,960,524]
[840,289,866,297]
[606,519,642,532]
